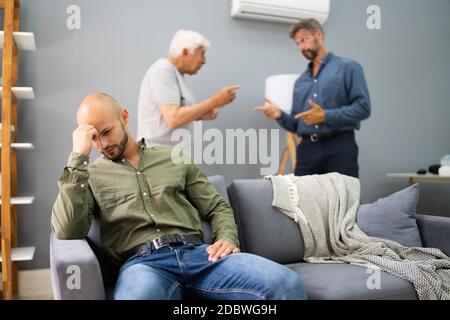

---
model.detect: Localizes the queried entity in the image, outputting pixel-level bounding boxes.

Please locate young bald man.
[51,93,306,300]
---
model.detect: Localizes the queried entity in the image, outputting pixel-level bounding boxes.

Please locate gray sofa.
[50,176,450,300]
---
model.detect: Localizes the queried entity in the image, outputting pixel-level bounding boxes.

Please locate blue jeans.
[114,243,307,300]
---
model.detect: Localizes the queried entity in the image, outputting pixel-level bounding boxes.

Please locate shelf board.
[0,247,35,262]
[0,143,35,150]
[0,87,35,100]
[0,196,35,205]
[387,173,450,184]
[0,123,15,132]
[0,31,36,51]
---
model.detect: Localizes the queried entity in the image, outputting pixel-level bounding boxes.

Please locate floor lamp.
[278,132,301,175]
[265,74,301,175]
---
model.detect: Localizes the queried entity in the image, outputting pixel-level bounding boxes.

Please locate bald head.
[77,92,123,125]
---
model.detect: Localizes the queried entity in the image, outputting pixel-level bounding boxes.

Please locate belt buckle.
[310,133,319,142]
[152,234,183,250]
[152,237,166,250]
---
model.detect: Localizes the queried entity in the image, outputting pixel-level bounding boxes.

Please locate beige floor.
[1,268,54,300]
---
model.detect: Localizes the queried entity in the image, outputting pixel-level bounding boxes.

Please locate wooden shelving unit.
[0,0,36,300]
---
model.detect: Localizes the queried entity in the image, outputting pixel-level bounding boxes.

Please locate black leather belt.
[123,234,203,261]
[301,131,351,143]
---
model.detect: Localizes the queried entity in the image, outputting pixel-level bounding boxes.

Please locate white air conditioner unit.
[231,0,330,25]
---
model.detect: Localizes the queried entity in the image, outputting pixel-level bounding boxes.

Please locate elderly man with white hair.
[137,29,240,147]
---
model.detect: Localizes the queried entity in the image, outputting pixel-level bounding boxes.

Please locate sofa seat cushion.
[287,262,418,300]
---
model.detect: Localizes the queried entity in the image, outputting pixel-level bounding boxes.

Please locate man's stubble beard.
[303,38,320,61]
[102,125,129,161]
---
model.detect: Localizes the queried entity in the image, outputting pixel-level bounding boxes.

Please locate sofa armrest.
[416,214,450,256]
[50,233,106,300]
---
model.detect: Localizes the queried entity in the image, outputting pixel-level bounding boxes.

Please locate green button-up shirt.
[51,143,239,265]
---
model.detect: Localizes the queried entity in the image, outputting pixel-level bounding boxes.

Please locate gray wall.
[11,0,450,269]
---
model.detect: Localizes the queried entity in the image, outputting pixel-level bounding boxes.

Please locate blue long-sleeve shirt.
[277,52,371,135]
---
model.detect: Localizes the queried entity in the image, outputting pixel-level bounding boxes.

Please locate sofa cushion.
[288,263,417,300]
[357,184,423,247]
[228,179,304,264]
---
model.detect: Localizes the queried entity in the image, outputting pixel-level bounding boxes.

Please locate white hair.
[168,29,211,57]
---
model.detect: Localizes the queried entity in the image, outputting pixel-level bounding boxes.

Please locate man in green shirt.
[51,92,306,300]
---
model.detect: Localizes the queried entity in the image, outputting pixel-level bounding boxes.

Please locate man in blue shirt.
[254,18,371,178]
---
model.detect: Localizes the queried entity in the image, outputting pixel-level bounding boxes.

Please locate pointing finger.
[253,105,269,112]
[264,98,275,105]
[227,84,241,92]
[295,112,307,119]
[308,99,319,108]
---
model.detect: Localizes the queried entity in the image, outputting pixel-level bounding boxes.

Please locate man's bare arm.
[160,85,240,128]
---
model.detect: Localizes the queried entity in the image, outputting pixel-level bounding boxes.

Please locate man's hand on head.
[206,239,240,262]
[72,124,98,157]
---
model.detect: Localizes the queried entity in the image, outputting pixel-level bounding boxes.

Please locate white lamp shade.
[265,74,299,113]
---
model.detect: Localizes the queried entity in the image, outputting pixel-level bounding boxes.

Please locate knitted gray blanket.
[267,173,450,300]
